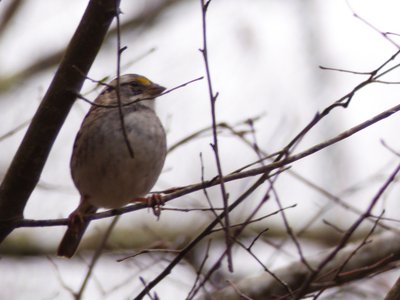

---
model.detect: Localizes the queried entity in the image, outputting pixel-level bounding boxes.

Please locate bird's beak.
[147,83,166,97]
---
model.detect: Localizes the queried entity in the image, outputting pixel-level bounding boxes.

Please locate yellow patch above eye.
[136,76,152,86]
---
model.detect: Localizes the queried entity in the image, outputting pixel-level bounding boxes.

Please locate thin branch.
[139,277,158,300]
[294,163,400,299]
[186,239,212,300]
[10,100,400,229]
[334,211,384,278]
[199,0,233,272]
[292,50,400,159]
[234,238,294,298]
[133,171,269,299]
[198,231,400,299]
[210,203,296,235]
[47,257,76,296]
[117,248,180,262]
[75,77,203,109]
[161,76,203,97]
[319,65,372,75]
[0,119,31,142]
[168,113,262,154]
[75,216,120,300]
[225,280,252,300]
[114,3,134,158]
[188,176,282,299]
[200,153,220,222]
[271,185,313,272]
[346,1,400,49]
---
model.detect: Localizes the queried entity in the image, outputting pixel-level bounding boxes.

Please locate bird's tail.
[57,200,98,258]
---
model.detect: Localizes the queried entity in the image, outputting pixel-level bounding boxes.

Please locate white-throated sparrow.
[57,74,167,258]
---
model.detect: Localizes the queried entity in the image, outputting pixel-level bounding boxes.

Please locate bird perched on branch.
[57,74,167,258]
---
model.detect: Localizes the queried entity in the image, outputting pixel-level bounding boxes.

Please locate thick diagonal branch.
[0,0,121,243]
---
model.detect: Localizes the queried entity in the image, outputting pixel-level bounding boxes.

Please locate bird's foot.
[132,194,164,219]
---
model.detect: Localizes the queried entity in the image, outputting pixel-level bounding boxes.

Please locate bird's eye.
[129,82,144,95]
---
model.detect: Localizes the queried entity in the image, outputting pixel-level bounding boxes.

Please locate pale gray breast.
[70,104,166,208]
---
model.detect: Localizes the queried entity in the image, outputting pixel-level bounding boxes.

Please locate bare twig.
[199,0,233,272]
[294,163,400,299]
[11,99,400,229]
[114,3,134,158]
[271,185,314,272]
[188,176,283,299]
[210,204,296,235]
[161,76,203,97]
[200,153,220,222]
[292,49,400,158]
[139,277,158,300]
[234,238,293,297]
[0,119,31,142]
[75,216,120,300]
[224,113,398,236]
[186,239,212,299]
[75,77,203,109]
[346,1,400,49]
[199,231,400,299]
[117,248,180,262]
[47,257,76,296]
[334,211,384,278]
[226,280,252,300]
[133,169,269,299]
[168,114,262,154]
